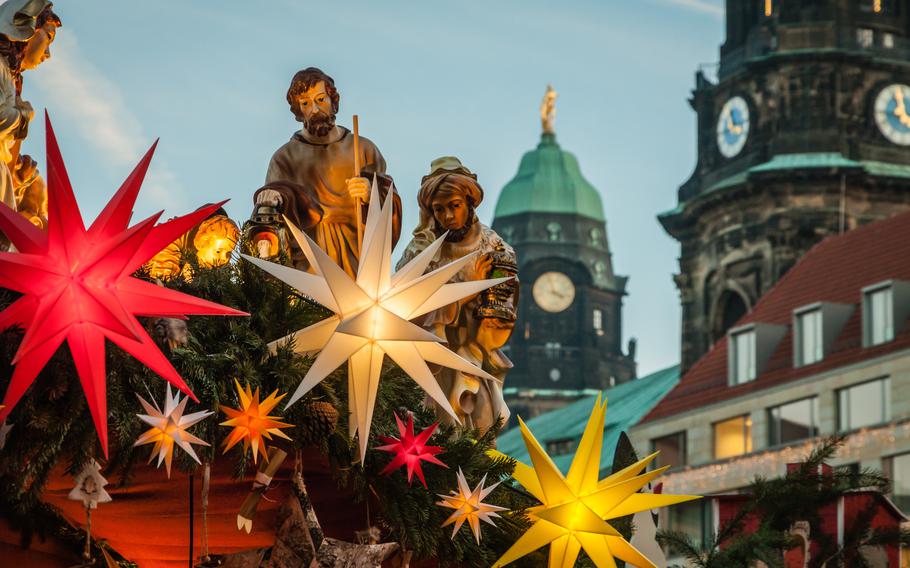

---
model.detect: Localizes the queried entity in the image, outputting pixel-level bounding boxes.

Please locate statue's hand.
[255,189,283,208]
[474,253,494,278]
[346,176,370,203]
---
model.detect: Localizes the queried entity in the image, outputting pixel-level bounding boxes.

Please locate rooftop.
[493,133,606,222]
[644,210,910,423]
[498,364,679,475]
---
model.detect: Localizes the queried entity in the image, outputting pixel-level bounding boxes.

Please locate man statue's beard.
[304,111,336,137]
[442,212,475,243]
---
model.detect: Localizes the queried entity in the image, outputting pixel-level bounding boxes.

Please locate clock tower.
[662,0,910,372]
[493,88,636,420]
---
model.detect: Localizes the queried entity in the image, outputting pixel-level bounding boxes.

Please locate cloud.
[29,32,187,213]
[657,0,723,17]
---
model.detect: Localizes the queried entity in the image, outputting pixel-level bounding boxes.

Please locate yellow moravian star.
[492,394,699,568]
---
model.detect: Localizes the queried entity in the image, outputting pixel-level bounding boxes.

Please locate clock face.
[716,96,750,158]
[533,271,575,313]
[875,84,910,146]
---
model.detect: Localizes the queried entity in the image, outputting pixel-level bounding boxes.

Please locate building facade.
[662,0,910,372]
[493,118,635,421]
[630,211,910,561]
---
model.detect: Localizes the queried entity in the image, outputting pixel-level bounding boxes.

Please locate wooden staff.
[352,114,363,253]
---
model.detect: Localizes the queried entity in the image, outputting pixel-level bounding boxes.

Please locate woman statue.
[397,157,519,433]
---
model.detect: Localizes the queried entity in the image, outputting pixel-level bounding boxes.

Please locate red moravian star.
[376,413,447,488]
[0,114,246,455]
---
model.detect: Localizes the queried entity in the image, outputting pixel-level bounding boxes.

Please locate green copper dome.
[494,133,606,222]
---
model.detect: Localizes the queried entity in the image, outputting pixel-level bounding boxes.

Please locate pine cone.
[299,401,338,445]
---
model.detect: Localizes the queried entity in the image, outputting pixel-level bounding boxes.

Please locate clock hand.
[725,112,743,136]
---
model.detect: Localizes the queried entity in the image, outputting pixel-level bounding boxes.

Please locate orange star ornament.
[219,380,292,463]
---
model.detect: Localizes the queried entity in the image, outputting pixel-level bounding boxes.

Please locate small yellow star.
[437,468,508,543]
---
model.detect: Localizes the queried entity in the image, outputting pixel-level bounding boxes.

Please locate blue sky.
[22,0,723,375]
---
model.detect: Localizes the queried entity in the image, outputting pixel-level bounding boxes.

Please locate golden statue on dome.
[540,83,557,134]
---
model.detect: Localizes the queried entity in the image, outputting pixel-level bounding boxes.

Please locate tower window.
[857,28,874,48]
[883,33,895,49]
[764,0,772,17]
[593,308,604,336]
[545,222,562,241]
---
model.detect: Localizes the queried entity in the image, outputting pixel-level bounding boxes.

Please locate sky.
[21,0,724,376]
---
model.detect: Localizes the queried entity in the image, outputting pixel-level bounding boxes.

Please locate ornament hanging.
[375,412,446,488]
[241,177,511,460]
[219,380,293,463]
[68,459,113,563]
[133,384,213,477]
[0,115,246,455]
[436,468,508,543]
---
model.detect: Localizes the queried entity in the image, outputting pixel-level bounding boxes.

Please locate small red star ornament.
[376,412,447,488]
[0,114,246,455]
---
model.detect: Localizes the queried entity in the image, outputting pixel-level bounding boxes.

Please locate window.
[795,309,823,366]
[886,453,910,512]
[652,432,687,468]
[730,329,756,384]
[858,28,874,48]
[883,32,895,49]
[838,378,890,431]
[864,285,894,346]
[728,323,787,386]
[768,397,819,446]
[667,500,712,549]
[714,415,753,459]
[593,309,603,336]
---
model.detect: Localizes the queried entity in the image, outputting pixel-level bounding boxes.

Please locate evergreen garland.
[0,244,541,564]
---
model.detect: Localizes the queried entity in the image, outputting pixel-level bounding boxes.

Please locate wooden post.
[352,115,363,253]
[189,473,194,568]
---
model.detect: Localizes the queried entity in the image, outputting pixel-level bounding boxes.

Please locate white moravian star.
[133,384,213,477]
[242,178,511,460]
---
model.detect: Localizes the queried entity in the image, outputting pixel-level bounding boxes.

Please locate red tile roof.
[643,210,910,423]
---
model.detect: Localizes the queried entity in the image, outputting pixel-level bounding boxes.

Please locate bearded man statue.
[397,157,518,433]
[254,67,401,276]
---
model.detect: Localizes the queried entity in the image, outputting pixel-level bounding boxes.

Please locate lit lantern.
[145,234,187,280]
[194,211,240,268]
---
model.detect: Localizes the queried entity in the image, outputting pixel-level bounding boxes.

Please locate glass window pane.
[733,331,756,384]
[891,453,910,512]
[798,310,823,365]
[715,416,752,459]
[869,288,894,345]
[838,378,890,431]
[653,432,686,468]
[667,501,707,546]
[769,397,818,445]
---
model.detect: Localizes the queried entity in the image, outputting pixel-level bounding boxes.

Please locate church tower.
[493,87,636,420]
[662,0,910,372]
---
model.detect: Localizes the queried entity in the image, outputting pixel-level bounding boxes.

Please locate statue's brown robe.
[260,127,401,276]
